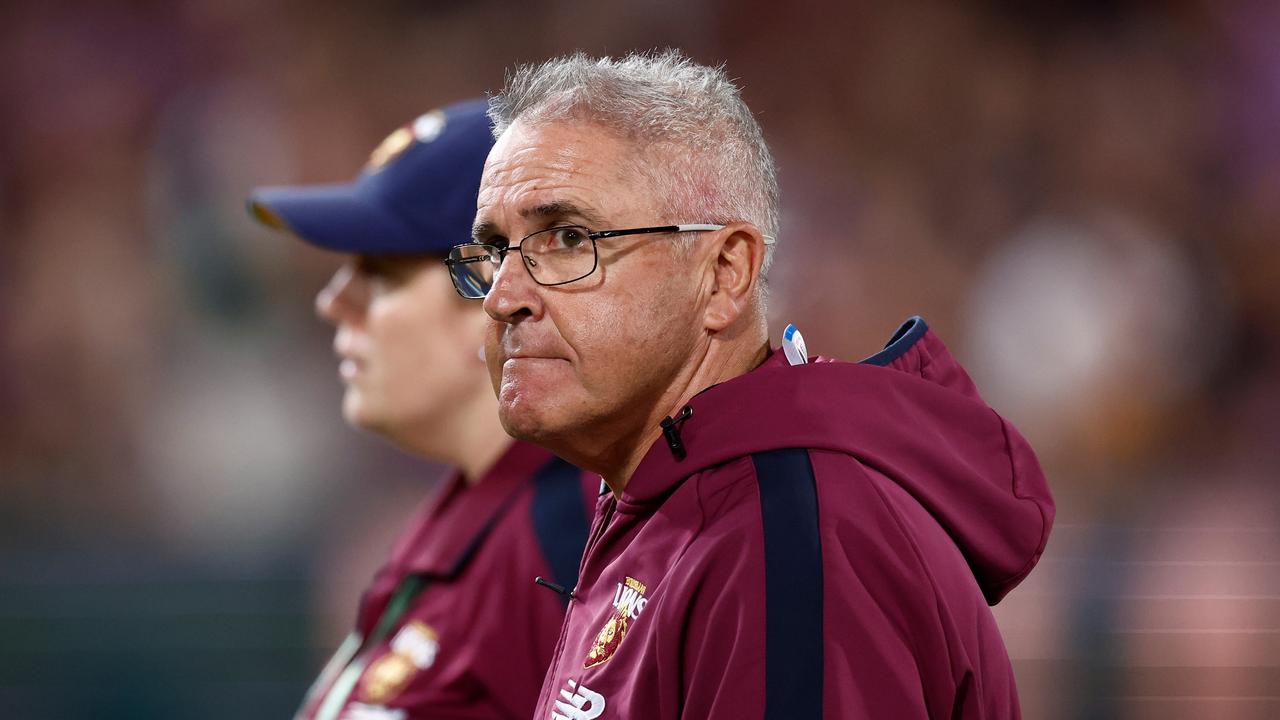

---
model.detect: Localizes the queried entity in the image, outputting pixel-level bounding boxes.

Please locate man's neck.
[600,335,770,495]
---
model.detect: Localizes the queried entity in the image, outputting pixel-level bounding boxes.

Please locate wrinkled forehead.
[474,119,654,238]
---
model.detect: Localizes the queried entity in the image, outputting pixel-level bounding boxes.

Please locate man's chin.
[497,370,568,431]
[498,399,574,448]
[498,403,548,442]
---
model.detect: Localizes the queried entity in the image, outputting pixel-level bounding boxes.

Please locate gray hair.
[488,50,780,272]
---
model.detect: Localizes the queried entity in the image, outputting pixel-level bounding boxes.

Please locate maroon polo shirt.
[532,318,1054,719]
[297,440,597,720]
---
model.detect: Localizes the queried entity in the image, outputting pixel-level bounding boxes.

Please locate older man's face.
[476,120,705,456]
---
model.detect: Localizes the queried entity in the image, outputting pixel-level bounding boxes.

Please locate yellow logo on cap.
[365,110,447,172]
[365,127,413,172]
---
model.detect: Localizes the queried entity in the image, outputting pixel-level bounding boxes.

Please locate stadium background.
[1,1,1276,718]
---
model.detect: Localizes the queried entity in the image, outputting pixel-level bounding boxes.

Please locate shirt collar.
[393,440,553,577]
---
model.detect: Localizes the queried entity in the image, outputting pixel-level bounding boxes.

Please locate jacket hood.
[625,317,1054,605]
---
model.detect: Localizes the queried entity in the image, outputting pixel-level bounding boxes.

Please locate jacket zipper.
[580,494,617,581]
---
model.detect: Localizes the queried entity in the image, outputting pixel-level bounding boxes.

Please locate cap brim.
[247,184,424,254]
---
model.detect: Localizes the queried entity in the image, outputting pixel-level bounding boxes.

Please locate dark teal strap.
[309,575,428,720]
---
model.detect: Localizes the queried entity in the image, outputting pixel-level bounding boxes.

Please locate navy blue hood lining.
[860,316,928,367]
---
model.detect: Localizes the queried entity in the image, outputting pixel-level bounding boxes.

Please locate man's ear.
[703,223,768,332]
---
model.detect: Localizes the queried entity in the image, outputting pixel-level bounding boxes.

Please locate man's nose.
[315,262,367,325]
[482,251,542,324]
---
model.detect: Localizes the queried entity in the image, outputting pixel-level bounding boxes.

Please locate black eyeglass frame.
[446,223,763,299]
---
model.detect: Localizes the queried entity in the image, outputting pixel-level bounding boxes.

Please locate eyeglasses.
[445,223,755,299]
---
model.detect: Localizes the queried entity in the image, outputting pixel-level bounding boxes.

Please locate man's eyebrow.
[471,201,608,243]
[472,219,500,243]
[522,201,608,228]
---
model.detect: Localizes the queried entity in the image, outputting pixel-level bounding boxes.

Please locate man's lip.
[503,355,569,367]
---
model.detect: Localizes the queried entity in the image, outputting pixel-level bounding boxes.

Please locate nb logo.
[551,678,606,720]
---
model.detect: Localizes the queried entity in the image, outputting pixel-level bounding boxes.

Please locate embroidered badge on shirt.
[359,621,440,704]
[584,576,648,668]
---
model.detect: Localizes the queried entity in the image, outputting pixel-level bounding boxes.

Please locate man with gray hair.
[446,51,1053,719]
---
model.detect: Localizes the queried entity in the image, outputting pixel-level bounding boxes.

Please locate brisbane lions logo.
[584,576,648,668]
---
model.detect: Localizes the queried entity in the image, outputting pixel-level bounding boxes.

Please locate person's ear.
[702,223,767,332]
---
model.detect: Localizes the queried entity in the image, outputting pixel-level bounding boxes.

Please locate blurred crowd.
[1,0,1276,718]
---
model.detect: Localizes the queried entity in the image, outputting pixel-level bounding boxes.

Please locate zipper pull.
[660,405,694,460]
[535,576,576,600]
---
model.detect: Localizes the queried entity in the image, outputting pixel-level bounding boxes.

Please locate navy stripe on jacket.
[753,448,824,719]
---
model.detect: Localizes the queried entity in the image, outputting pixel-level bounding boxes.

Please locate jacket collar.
[622,317,957,507]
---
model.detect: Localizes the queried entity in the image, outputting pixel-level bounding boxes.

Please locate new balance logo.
[552,678,606,720]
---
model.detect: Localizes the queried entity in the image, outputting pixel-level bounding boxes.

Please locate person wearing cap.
[448,53,1054,719]
[248,99,597,720]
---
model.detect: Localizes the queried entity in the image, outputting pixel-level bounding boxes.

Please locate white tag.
[782,324,808,366]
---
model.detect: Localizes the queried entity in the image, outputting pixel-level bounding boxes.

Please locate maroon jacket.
[297,441,598,720]
[533,318,1054,720]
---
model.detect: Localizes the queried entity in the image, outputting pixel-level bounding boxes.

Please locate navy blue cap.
[247,98,494,254]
